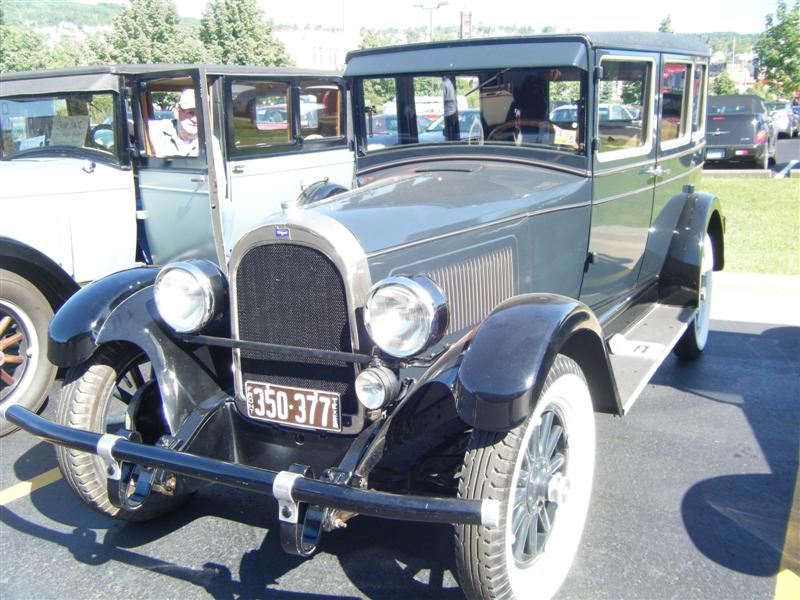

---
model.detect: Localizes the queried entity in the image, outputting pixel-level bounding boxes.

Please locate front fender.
[659,191,725,306]
[48,267,159,366]
[453,294,619,431]
[49,267,231,434]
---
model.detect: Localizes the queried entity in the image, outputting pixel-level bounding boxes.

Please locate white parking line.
[0,468,61,506]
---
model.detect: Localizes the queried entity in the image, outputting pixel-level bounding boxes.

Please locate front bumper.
[2,403,499,528]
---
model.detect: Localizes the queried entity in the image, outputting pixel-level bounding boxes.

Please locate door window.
[136,78,200,159]
[691,64,706,137]
[660,62,692,147]
[230,80,292,153]
[1,93,117,160]
[298,80,343,141]
[596,59,652,158]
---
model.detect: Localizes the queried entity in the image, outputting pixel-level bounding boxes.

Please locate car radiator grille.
[234,244,356,413]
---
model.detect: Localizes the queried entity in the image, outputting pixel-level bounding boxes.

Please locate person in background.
[441,75,459,141]
[149,89,199,157]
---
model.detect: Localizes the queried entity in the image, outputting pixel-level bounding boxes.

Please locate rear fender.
[659,191,725,306]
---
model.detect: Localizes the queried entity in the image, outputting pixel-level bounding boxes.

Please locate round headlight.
[154,260,225,333]
[355,366,400,410]
[364,276,448,358]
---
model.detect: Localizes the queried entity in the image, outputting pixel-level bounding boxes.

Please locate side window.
[298,80,343,141]
[597,59,651,156]
[138,78,199,159]
[230,80,291,153]
[691,64,706,135]
[1,92,116,159]
[660,62,691,144]
[361,77,398,149]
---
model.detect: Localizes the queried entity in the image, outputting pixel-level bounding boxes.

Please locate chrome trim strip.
[229,208,372,407]
[655,162,702,189]
[357,154,590,177]
[97,433,123,481]
[593,184,654,206]
[594,157,655,176]
[366,200,590,259]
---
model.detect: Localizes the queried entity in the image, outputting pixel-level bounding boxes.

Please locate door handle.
[190,176,207,183]
[640,165,667,177]
[232,165,244,174]
[82,160,96,174]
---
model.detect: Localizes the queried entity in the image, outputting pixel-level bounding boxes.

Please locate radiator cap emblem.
[275,226,290,239]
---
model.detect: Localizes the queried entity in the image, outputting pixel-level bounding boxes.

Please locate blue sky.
[76,0,780,34]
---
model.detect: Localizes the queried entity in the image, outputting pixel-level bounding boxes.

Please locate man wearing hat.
[148,89,199,157]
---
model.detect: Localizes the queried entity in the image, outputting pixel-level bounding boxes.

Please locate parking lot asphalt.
[1,273,798,600]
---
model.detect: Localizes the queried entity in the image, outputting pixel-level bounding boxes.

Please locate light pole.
[414,2,449,42]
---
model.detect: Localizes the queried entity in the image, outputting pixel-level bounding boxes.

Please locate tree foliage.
[713,70,737,95]
[199,0,291,66]
[755,0,800,94]
[106,0,203,63]
[659,15,673,33]
[1,0,50,72]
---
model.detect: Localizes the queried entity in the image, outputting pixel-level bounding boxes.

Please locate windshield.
[358,67,585,154]
[1,92,117,159]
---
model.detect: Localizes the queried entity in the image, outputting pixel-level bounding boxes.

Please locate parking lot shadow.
[656,324,800,577]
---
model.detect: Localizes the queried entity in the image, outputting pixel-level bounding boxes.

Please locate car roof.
[0,64,342,97]
[345,32,709,77]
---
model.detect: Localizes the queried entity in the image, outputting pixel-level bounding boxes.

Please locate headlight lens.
[364,276,448,358]
[154,260,225,333]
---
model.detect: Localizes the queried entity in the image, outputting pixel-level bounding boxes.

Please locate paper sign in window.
[50,115,89,147]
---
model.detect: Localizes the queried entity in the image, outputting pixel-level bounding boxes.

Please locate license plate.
[245,381,342,432]
[706,149,724,159]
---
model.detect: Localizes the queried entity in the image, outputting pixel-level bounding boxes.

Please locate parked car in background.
[705,94,778,169]
[4,33,724,600]
[766,100,797,138]
[0,64,353,435]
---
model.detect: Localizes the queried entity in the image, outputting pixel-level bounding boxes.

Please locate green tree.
[199,0,291,66]
[755,0,800,94]
[659,15,673,33]
[713,69,737,95]
[106,0,202,63]
[0,0,49,72]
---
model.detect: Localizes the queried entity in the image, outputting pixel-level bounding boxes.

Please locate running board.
[608,304,696,413]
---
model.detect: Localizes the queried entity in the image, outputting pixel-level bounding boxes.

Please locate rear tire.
[455,355,595,600]
[55,343,189,521]
[0,270,56,437]
[674,234,714,361]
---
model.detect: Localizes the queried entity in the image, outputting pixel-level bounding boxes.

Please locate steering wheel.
[89,123,114,150]
[486,119,553,145]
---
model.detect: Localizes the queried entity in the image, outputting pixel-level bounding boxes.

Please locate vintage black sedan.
[705,94,777,169]
[5,32,723,600]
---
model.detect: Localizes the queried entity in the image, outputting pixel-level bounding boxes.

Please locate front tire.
[0,270,57,437]
[455,355,595,600]
[55,343,188,521]
[674,233,714,361]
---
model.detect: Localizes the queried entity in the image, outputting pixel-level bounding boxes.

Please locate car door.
[224,76,353,247]
[580,52,658,312]
[0,81,137,283]
[131,69,224,267]
[638,57,706,284]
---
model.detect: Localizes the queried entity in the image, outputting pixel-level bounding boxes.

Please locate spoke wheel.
[0,270,56,437]
[455,355,595,600]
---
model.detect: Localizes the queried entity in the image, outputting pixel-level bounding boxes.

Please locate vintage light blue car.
[5,33,723,600]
